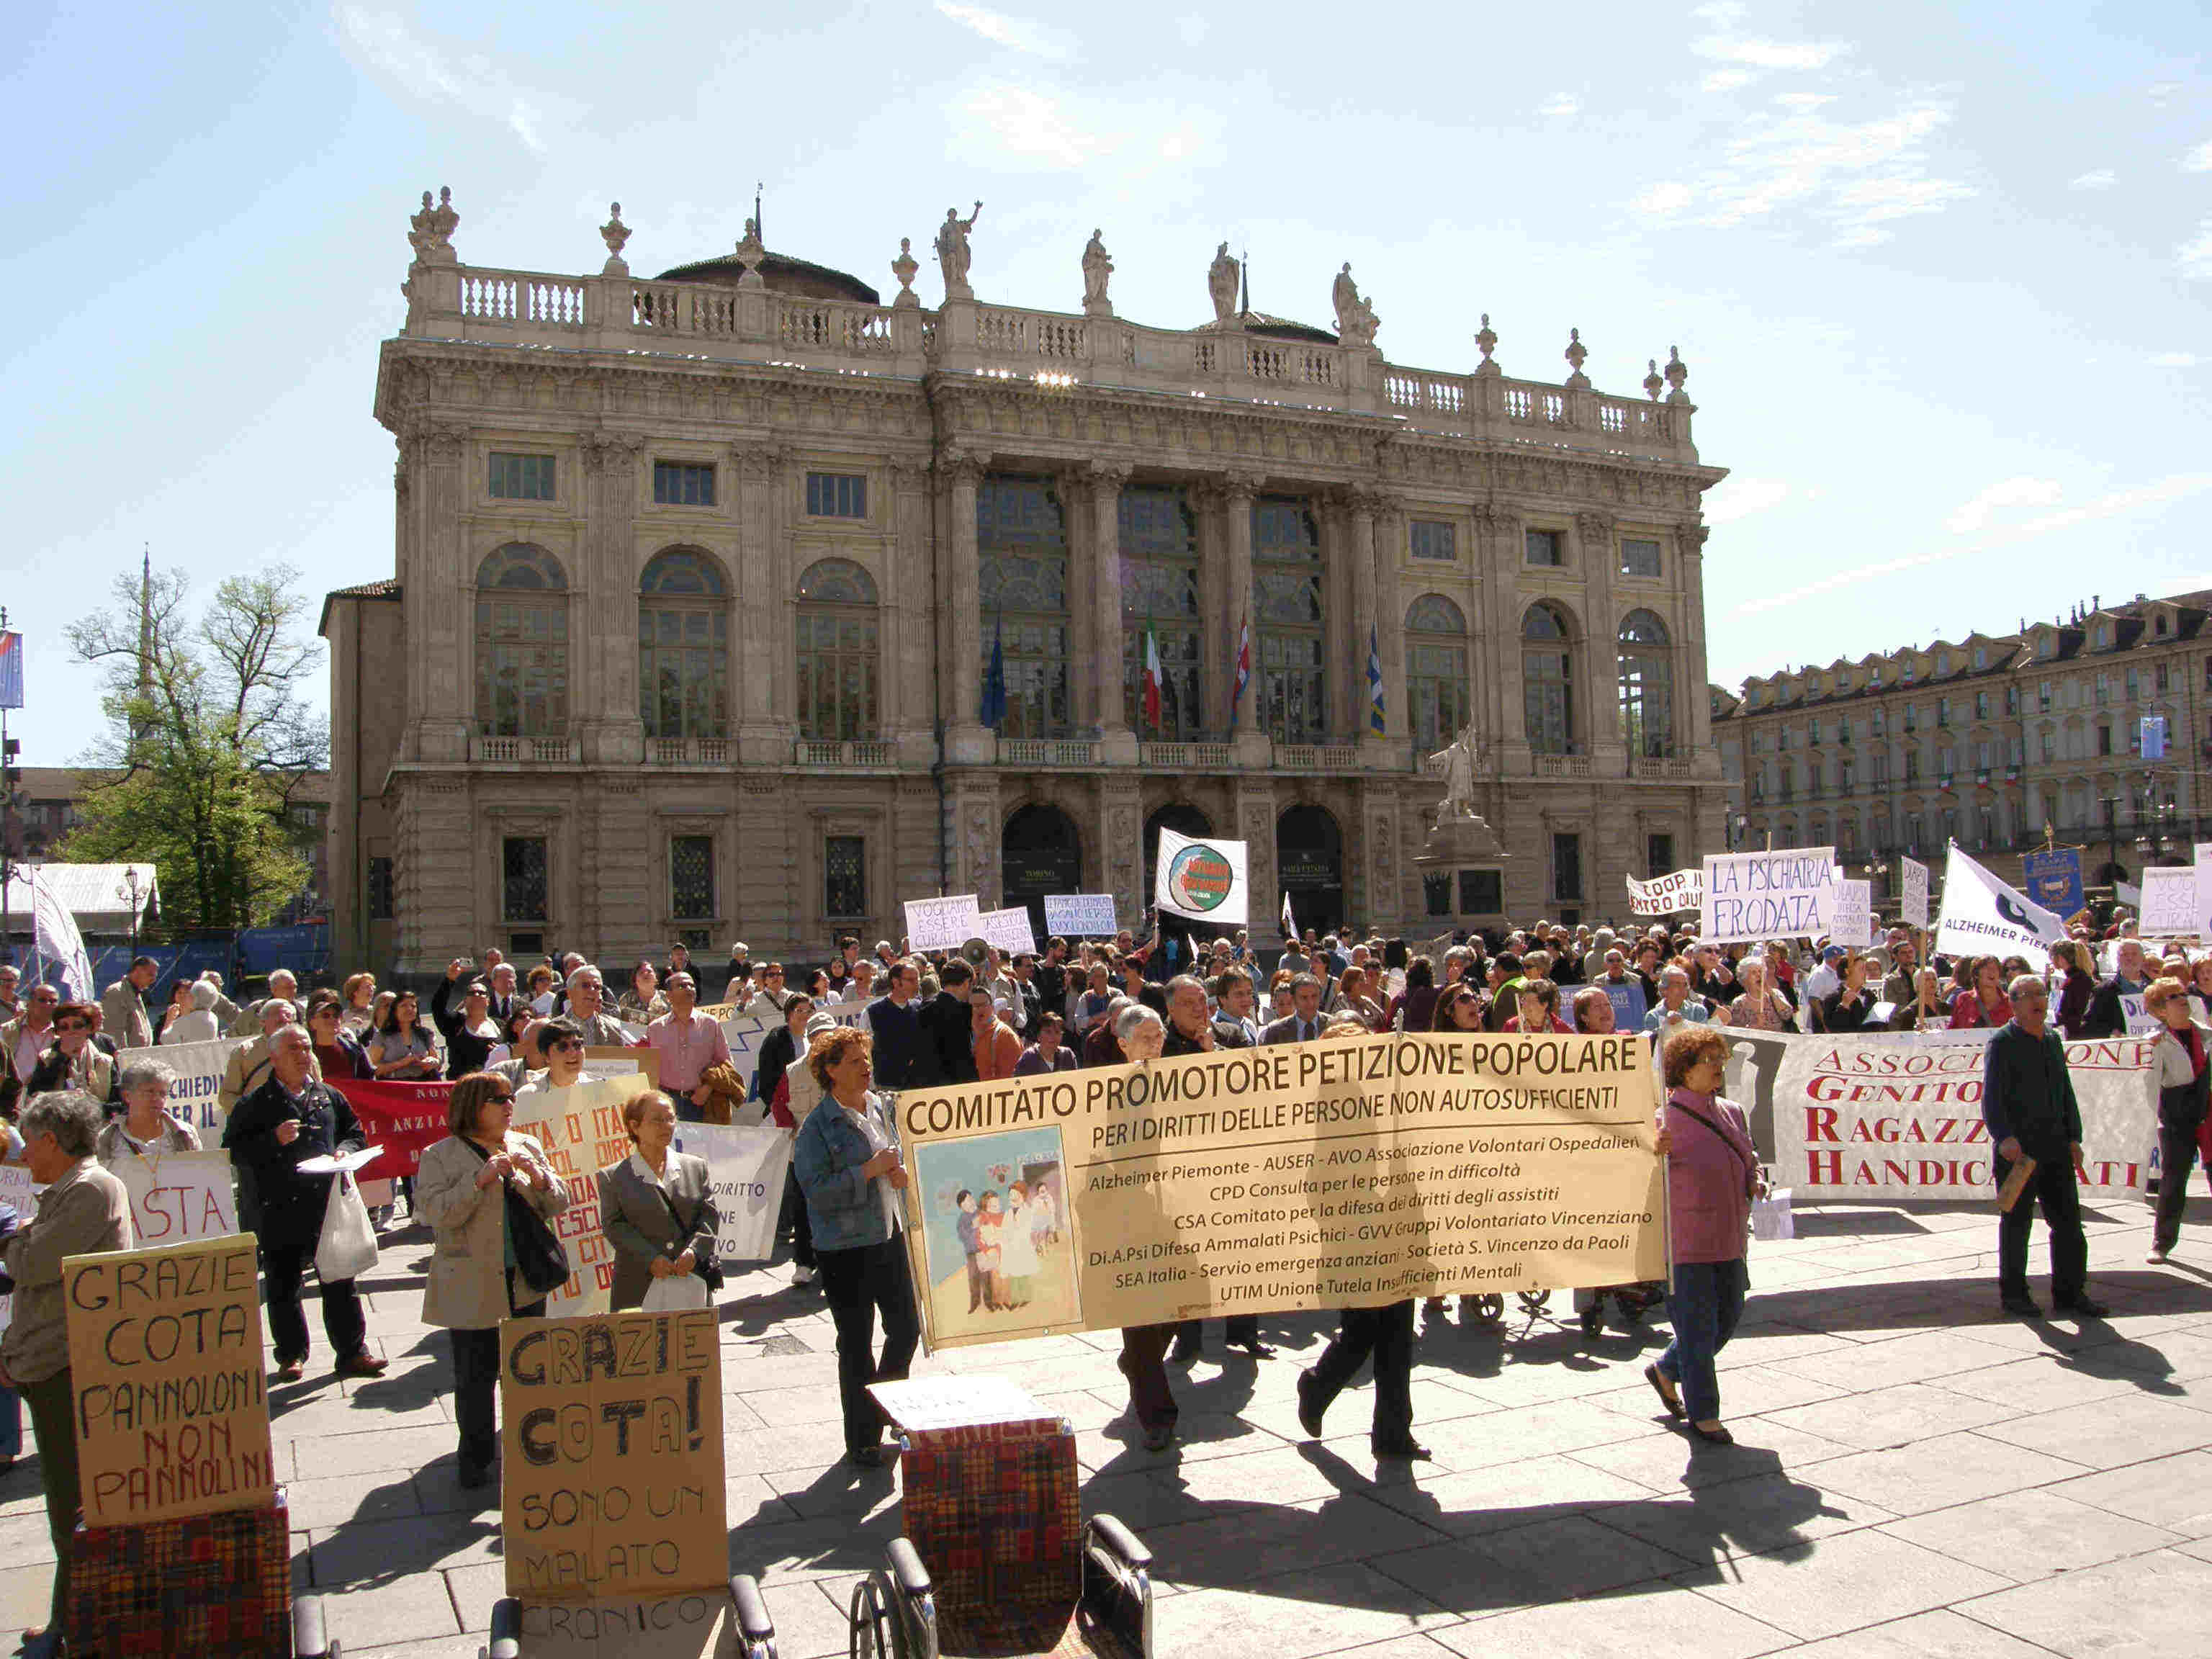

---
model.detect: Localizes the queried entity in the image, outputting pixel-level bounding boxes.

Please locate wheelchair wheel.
[850,1571,903,1659]
[1517,1290,1552,1316]
[1463,1293,1503,1324]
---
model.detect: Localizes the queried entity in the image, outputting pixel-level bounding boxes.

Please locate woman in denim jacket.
[793,1025,920,1465]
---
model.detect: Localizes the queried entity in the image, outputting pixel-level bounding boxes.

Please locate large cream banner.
[893,1033,1665,1350]
[1758,1029,2157,1200]
[510,1075,655,1316]
[122,1038,246,1138]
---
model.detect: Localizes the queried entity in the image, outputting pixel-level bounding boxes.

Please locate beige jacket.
[101,980,154,1051]
[415,1130,571,1329]
[1,1159,132,1385]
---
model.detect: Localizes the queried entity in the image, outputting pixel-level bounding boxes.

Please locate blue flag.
[981,616,1007,729]
[1366,626,1385,734]
[0,631,20,711]
[2141,715,2167,760]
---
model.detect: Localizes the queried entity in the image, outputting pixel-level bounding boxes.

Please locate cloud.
[1734,475,2212,616]
[934,2,1073,58]
[2182,220,2212,281]
[333,5,556,153]
[2185,139,2212,173]
[1633,94,1972,246]
[945,84,1224,176]
[1175,13,1209,46]
[2152,352,2200,368]
[950,84,1107,168]
[2149,80,2183,104]
[2070,168,2116,190]
[1701,68,1754,93]
[1692,2,1848,79]
[1946,476,2063,536]
[1539,92,1581,118]
[1703,476,1790,526]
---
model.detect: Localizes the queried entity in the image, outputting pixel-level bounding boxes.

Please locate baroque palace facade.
[1712,587,2212,904]
[323,191,1729,973]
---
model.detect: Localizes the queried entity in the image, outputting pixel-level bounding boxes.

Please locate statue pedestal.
[1415,809,1511,932]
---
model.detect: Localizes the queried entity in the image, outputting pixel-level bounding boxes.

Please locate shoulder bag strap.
[1665,1097,1755,1178]
[654,1183,699,1255]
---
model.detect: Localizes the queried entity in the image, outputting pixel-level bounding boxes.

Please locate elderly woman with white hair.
[1724,956,1794,1030]
[96,1058,200,1164]
[163,978,227,1046]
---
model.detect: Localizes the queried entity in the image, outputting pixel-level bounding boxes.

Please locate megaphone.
[961,937,993,971]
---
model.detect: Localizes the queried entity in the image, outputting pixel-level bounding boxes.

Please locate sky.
[1,0,2206,765]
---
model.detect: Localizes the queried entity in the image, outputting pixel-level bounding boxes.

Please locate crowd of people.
[0,893,2199,1655]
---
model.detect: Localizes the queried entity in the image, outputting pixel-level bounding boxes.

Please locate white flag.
[27,868,92,1000]
[1936,842,2066,958]
[1153,825,1249,925]
[1281,889,1296,940]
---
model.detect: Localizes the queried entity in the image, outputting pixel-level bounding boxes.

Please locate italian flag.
[1141,622,1163,729]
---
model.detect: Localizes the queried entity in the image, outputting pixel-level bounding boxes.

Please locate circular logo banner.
[1165,844,1235,912]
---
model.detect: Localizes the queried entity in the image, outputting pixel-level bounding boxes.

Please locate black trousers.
[451,1282,545,1475]
[2154,1123,2208,1253]
[1305,1300,1415,1440]
[1997,1151,2087,1303]
[778,1169,816,1269]
[817,1236,920,1455]
[261,1233,368,1365]
[1172,1315,1259,1352]
[1118,1324,1179,1429]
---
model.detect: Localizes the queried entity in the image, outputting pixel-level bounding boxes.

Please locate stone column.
[1057,467,1097,733]
[1321,493,1354,747]
[888,460,938,768]
[1188,482,1227,739]
[1676,523,1713,757]
[1578,510,1621,766]
[1086,461,1134,763]
[1221,471,1267,765]
[735,443,787,765]
[1345,491,1380,752]
[1477,505,1528,775]
[1098,781,1144,930]
[580,431,647,765]
[952,783,1002,910]
[939,450,991,765]
[400,420,470,763]
[1236,785,1280,943]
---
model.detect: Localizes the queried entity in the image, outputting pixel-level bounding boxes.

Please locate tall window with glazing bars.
[1119,487,1202,739]
[1254,495,1324,744]
[977,476,1071,738]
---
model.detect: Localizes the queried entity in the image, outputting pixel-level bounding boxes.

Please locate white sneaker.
[793,1264,818,1286]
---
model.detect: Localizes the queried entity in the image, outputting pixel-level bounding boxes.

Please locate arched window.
[1618,609,1674,757]
[474,544,568,737]
[1254,496,1324,744]
[1119,487,1202,739]
[796,558,879,742]
[1522,603,1575,755]
[1406,595,1470,752]
[979,476,1071,739]
[639,548,729,741]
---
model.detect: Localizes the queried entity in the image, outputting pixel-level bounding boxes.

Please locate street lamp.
[1727,812,1748,850]
[112,868,145,957]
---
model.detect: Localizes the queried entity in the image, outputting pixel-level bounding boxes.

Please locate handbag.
[463,1137,571,1297]
[656,1184,723,1292]
[640,1271,710,1311]
[315,1172,379,1282]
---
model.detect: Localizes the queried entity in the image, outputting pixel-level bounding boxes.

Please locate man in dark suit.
[1982,975,2107,1318]
[2080,939,2148,1040]
[224,1026,390,1382]
[914,959,979,1089]
[1259,975,1327,1045]
[1210,967,1258,1048]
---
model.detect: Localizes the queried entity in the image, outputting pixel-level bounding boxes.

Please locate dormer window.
[1937,649,1951,674]
[2157,613,2169,637]
[2095,623,2109,649]
[1973,645,1987,670]
[2038,632,2054,658]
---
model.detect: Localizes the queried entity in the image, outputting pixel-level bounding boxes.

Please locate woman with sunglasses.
[16,1004,117,1110]
[1430,982,1487,1033]
[516,1018,587,1098]
[431,961,504,1076]
[415,1072,569,1489]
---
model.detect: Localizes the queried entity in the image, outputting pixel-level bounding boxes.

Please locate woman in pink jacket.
[1646,1027,1762,1445]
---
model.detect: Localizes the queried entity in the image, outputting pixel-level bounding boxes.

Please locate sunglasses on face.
[550,1036,583,1051]
[56,1021,89,1033]
[490,1092,516,1105]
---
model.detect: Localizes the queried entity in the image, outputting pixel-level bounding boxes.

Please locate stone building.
[322,191,1730,974]
[1713,588,2212,906]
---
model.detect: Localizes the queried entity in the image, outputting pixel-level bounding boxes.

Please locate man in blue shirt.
[865,962,924,1090]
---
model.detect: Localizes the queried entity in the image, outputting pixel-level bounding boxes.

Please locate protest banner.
[1699,848,1840,944]
[0,1163,35,1336]
[2138,864,2203,939]
[2023,848,2084,917]
[64,1233,273,1527]
[1043,894,1118,938]
[904,895,984,953]
[716,1002,868,1102]
[978,905,1038,958]
[122,1038,246,1138]
[1152,826,1250,926]
[112,1148,237,1245]
[509,1075,655,1316]
[1626,868,1704,918]
[343,1079,454,1179]
[585,1046,660,1090]
[1901,856,1930,930]
[500,1308,725,1601]
[1600,979,1647,1033]
[670,1123,792,1262]
[1753,1028,2156,1200]
[892,1032,1664,1350]
[1937,844,2065,959]
[1829,879,1874,948]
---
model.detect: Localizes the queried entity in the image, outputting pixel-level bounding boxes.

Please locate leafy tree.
[60,565,327,932]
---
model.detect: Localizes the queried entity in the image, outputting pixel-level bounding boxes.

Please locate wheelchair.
[480,1576,778,1658]
[847,1416,1154,1659]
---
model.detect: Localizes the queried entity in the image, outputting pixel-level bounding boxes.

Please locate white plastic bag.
[641,1269,710,1311]
[315,1171,380,1282]
[1751,1187,1794,1242]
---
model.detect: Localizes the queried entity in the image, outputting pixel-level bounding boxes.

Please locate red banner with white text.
[341,1079,454,1178]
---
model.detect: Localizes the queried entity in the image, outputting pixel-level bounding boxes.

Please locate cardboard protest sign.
[1900,856,1930,930]
[979,906,1038,958]
[1152,826,1249,925]
[343,1079,454,1179]
[904,895,983,953]
[2138,865,2202,939]
[500,1308,726,1601]
[585,1047,660,1090]
[1626,868,1703,917]
[64,1233,274,1527]
[1699,848,1839,944]
[894,1033,1664,1350]
[111,1149,238,1246]
[510,1075,655,1316]
[509,1595,737,1659]
[671,1123,793,1262]
[1043,894,1118,938]
[1830,879,1874,948]
[122,1038,245,1138]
